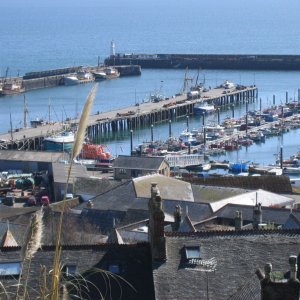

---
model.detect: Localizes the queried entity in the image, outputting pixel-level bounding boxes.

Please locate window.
[108,264,120,274]
[0,262,21,277]
[64,264,77,276]
[119,168,126,174]
[185,246,201,260]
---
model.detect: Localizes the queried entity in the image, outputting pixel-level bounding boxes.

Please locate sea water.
[1,0,300,164]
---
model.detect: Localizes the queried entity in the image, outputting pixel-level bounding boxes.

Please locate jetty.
[105,53,300,71]
[0,84,257,151]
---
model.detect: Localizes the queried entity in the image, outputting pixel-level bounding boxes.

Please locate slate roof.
[52,162,89,184]
[153,229,300,300]
[214,203,300,226]
[0,243,155,300]
[133,174,194,201]
[113,155,167,170]
[184,175,293,194]
[0,150,63,163]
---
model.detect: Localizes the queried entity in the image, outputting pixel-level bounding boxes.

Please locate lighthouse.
[110,40,116,57]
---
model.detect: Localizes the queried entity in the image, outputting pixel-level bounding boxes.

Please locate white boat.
[64,70,94,85]
[93,71,107,81]
[64,76,79,86]
[222,80,235,89]
[283,167,300,174]
[104,67,120,79]
[194,102,215,115]
[43,131,75,152]
[179,130,198,146]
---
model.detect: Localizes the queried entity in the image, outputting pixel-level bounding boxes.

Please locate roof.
[153,229,300,300]
[0,243,155,300]
[113,155,167,170]
[133,174,194,201]
[52,162,89,183]
[1,228,18,247]
[192,185,248,203]
[214,203,300,226]
[0,150,63,163]
[184,175,293,194]
[209,189,295,212]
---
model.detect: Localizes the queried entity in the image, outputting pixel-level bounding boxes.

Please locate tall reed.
[49,83,98,300]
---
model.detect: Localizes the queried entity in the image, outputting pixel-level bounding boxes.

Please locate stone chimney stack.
[253,202,262,229]
[257,257,300,300]
[234,210,243,230]
[148,183,166,261]
[173,205,182,231]
[290,255,298,281]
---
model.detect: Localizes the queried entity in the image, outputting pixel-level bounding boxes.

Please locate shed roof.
[52,162,89,183]
[113,155,167,170]
[0,150,64,163]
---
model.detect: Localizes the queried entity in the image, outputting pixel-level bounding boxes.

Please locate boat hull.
[43,140,74,152]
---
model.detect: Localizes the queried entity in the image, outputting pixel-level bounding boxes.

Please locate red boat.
[80,143,112,161]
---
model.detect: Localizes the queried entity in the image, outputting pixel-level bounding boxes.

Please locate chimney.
[253,202,262,229]
[257,257,300,300]
[172,205,182,231]
[148,183,166,261]
[234,210,243,230]
[290,255,298,281]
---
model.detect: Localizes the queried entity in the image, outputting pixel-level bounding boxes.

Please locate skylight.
[185,246,201,260]
[0,262,21,276]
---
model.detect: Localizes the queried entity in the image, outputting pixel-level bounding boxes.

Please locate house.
[148,182,300,300]
[112,155,170,180]
[0,243,155,299]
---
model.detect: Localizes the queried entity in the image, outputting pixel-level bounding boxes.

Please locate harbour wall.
[105,54,300,70]
[1,65,141,92]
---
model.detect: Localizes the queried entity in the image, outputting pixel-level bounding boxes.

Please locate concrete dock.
[0,84,257,151]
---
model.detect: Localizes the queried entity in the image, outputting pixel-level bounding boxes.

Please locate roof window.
[0,262,21,277]
[185,246,201,260]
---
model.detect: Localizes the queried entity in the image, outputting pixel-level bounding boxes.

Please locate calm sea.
[1,0,300,164]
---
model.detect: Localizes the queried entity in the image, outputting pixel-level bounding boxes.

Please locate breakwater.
[105,54,300,70]
[0,65,141,93]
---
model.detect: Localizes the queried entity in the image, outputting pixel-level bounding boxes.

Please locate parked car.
[41,196,50,206]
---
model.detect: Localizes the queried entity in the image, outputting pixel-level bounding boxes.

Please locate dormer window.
[0,262,21,277]
[185,246,201,261]
[63,264,77,277]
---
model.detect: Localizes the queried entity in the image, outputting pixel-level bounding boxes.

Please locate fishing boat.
[43,131,75,152]
[193,102,215,115]
[283,167,300,174]
[64,70,94,85]
[0,82,25,96]
[104,67,120,79]
[92,71,107,81]
[179,130,199,146]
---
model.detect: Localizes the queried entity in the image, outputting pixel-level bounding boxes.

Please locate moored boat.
[193,102,215,115]
[43,131,75,152]
[0,82,25,96]
[104,67,120,79]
